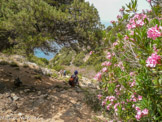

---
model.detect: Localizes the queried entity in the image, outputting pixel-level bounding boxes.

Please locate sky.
[85,0,151,25]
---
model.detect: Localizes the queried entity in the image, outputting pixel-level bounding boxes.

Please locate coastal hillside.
[0,0,161,121]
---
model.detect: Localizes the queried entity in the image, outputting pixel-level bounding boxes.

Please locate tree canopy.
[0,0,103,55]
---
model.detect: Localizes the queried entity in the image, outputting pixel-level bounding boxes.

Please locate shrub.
[34,75,42,80]
[10,62,19,67]
[93,1,162,121]
[23,64,29,68]
[29,55,49,66]
[53,65,64,72]
[0,61,9,65]
[50,48,73,66]
[73,52,85,66]
[52,73,58,78]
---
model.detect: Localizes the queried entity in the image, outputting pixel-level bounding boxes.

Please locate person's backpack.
[69,75,75,87]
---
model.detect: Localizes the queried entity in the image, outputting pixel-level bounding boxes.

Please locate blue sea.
[34,49,56,60]
[34,21,111,60]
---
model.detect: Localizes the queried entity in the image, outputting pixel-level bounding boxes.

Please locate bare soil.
[0,64,101,122]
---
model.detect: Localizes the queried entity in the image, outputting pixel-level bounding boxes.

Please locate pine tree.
[0,0,102,55]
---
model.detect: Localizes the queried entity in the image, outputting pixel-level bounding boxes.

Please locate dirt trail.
[0,60,103,122]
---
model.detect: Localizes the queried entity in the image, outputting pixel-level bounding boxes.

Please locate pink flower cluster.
[117,15,122,19]
[146,52,161,67]
[97,94,102,100]
[147,0,151,3]
[106,96,116,102]
[89,51,93,55]
[130,72,135,76]
[135,107,149,121]
[119,8,124,12]
[129,80,136,87]
[124,35,129,40]
[113,41,118,47]
[102,61,112,66]
[146,9,152,13]
[102,67,108,73]
[117,61,125,71]
[110,20,116,24]
[130,93,143,102]
[94,72,102,81]
[126,13,148,30]
[106,52,112,59]
[147,25,161,40]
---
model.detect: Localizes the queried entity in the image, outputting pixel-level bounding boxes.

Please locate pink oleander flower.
[109,81,113,83]
[107,105,110,110]
[130,31,134,35]
[122,108,126,110]
[132,104,135,108]
[119,8,124,12]
[121,101,125,104]
[89,51,93,55]
[133,98,137,102]
[110,20,116,24]
[117,15,122,19]
[102,67,108,73]
[114,103,120,110]
[130,72,135,76]
[137,110,142,116]
[138,95,142,101]
[112,52,115,56]
[135,106,140,111]
[102,100,106,106]
[153,45,158,52]
[136,19,144,26]
[131,94,135,98]
[147,25,161,40]
[127,24,132,30]
[115,88,118,92]
[130,81,136,87]
[147,0,151,3]
[127,13,147,30]
[131,22,136,28]
[135,114,142,121]
[97,94,102,100]
[126,99,129,102]
[147,9,152,13]
[94,72,102,81]
[146,52,161,67]
[116,92,120,96]
[142,108,149,116]
[142,9,145,14]
[130,38,135,41]
[106,52,112,59]
[113,41,118,47]
[159,18,162,20]
[102,61,112,66]
[107,96,116,102]
[124,35,129,40]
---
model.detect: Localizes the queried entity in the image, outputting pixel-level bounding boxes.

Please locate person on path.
[60,69,63,77]
[69,70,79,87]
[63,70,66,76]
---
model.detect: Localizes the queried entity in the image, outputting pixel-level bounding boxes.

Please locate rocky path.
[0,54,104,122]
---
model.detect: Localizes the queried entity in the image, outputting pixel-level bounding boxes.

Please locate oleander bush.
[93,0,162,121]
